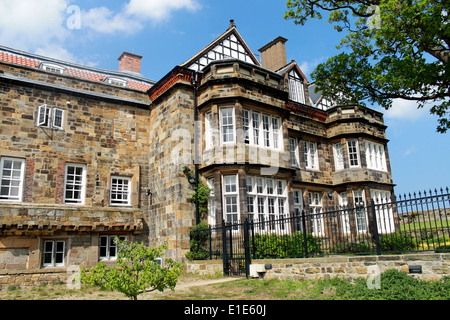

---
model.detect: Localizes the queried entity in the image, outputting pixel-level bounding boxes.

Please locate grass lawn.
[1,269,449,301]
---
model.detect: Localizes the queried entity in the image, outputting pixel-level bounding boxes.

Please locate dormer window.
[104,77,128,87]
[40,63,65,74]
[288,70,305,104]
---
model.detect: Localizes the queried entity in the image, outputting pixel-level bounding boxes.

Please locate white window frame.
[220,107,235,144]
[36,104,64,130]
[353,190,367,233]
[289,137,299,167]
[339,192,351,234]
[288,70,306,104]
[0,157,25,202]
[333,142,344,171]
[242,109,281,150]
[293,189,304,232]
[105,77,128,87]
[303,141,318,170]
[207,178,216,226]
[110,176,131,206]
[63,164,87,205]
[205,111,213,149]
[246,176,288,232]
[347,140,360,168]
[222,174,239,225]
[99,235,127,260]
[43,240,66,267]
[365,141,387,171]
[371,189,394,234]
[308,192,324,236]
[40,63,65,74]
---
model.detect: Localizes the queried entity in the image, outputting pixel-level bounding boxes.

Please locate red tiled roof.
[0,50,153,92]
[0,52,40,68]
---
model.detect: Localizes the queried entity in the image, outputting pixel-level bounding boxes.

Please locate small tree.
[81,238,183,300]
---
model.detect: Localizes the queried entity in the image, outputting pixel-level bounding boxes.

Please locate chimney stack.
[258,36,288,72]
[118,51,143,74]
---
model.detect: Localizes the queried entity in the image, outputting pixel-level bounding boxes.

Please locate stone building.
[0,22,394,284]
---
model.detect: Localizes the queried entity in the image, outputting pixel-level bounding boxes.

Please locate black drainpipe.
[191,70,200,225]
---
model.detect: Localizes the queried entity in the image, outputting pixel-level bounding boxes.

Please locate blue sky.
[0,0,448,196]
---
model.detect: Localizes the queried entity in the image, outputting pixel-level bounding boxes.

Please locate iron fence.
[190,188,450,270]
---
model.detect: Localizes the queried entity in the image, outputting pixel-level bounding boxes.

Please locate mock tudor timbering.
[0,23,394,284]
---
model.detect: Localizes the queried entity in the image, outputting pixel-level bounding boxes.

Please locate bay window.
[223,175,239,224]
[242,109,281,150]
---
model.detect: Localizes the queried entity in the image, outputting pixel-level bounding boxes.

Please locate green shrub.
[186,221,210,260]
[333,269,450,300]
[378,231,416,252]
[251,232,323,258]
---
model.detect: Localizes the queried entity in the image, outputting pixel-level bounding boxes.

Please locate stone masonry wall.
[186,253,450,282]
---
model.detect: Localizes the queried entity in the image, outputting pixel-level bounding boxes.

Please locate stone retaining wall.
[187,253,450,282]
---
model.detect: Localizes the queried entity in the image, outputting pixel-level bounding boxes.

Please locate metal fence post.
[371,200,382,255]
[301,210,309,258]
[208,225,212,260]
[221,220,228,276]
[243,219,251,278]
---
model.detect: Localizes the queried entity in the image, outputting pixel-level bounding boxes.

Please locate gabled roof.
[0,45,155,92]
[180,21,260,71]
[275,60,309,84]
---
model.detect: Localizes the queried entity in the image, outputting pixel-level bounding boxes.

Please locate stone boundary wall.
[187,253,450,281]
[0,269,73,289]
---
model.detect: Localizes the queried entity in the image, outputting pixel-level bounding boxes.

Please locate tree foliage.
[285,0,450,132]
[81,238,184,300]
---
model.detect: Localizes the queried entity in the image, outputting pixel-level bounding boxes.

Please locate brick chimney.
[258,36,288,72]
[118,51,143,74]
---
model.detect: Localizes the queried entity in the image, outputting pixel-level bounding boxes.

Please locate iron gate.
[222,219,251,277]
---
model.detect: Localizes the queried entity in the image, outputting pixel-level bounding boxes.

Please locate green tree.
[81,238,183,300]
[285,0,450,132]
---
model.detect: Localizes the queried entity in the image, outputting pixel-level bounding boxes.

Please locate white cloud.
[384,99,430,121]
[402,145,418,157]
[81,6,143,34]
[125,0,201,22]
[299,56,327,80]
[0,0,70,51]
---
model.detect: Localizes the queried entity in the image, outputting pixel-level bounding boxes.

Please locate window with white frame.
[308,192,323,236]
[105,77,128,87]
[64,164,86,204]
[247,176,288,231]
[0,157,25,202]
[242,109,281,150]
[207,178,216,226]
[288,69,306,104]
[40,63,65,74]
[223,175,239,224]
[99,235,127,260]
[36,104,64,130]
[339,192,351,234]
[353,190,367,233]
[347,140,360,168]
[333,142,344,171]
[110,176,131,206]
[303,141,318,170]
[220,107,235,143]
[365,141,387,171]
[371,189,394,233]
[293,189,304,231]
[289,137,299,167]
[43,240,65,267]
